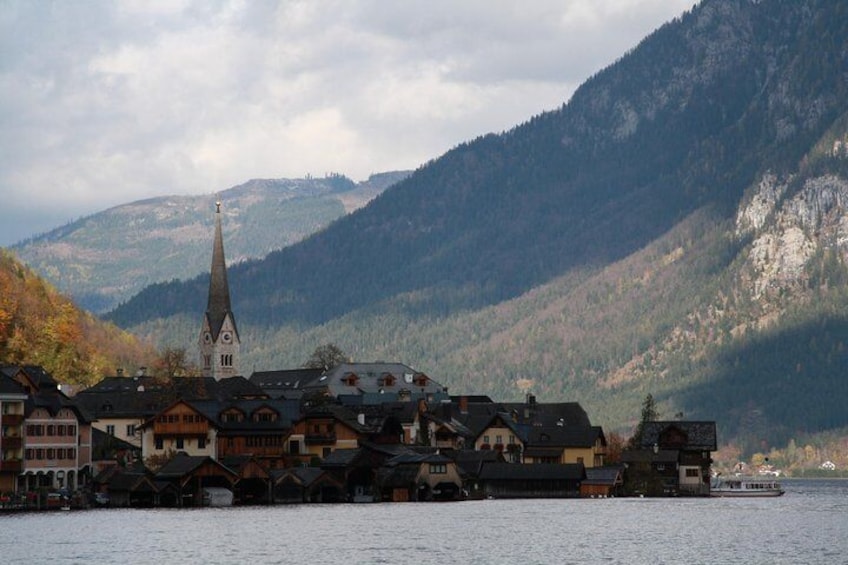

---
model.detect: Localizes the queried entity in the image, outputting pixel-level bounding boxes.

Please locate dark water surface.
[2,479,845,564]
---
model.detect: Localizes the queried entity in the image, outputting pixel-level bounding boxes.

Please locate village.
[0,206,717,509]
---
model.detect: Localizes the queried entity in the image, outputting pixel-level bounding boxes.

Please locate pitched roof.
[205,203,237,341]
[249,368,325,398]
[310,362,448,400]
[584,465,625,486]
[639,421,717,451]
[525,425,604,448]
[156,453,238,480]
[0,371,27,397]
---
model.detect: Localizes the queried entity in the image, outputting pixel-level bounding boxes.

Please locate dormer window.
[342,373,358,386]
[379,374,396,387]
[414,374,428,387]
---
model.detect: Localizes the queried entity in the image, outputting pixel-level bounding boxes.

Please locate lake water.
[1,479,845,564]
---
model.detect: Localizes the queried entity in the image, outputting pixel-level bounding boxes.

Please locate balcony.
[1,436,22,449]
[1,414,23,426]
[304,433,337,445]
[0,460,22,472]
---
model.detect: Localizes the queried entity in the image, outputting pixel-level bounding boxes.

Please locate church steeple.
[200,201,240,379]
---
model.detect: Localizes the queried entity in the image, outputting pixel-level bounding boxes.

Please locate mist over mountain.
[26,0,848,451]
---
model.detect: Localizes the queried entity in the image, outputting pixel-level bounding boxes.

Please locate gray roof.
[249,368,325,398]
[639,421,717,451]
[584,465,624,486]
[525,425,604,449]
[308,362,448,400]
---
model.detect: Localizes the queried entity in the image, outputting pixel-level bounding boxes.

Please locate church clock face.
[221,331,233,343]
[203,332,212,344]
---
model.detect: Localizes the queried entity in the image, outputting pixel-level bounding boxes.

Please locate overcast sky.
[0,0,693,246]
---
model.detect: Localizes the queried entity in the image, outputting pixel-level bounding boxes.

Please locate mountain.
[0,249,154,386]
[100,0,848,451]
[11,172,409,313]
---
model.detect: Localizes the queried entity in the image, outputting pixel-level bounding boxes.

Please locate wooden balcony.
[305,433,337,445]
[1,414,23,426]
[0,460,22,472]
[1,436,22,449]
[153,422,209,437]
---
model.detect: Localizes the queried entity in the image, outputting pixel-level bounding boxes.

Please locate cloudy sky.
[0,0,692,246]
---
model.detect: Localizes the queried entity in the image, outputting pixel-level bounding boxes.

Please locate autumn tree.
[304,343,350,371]
[152,347,199,379]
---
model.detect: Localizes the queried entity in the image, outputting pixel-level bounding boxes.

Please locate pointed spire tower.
[199,201,240,379]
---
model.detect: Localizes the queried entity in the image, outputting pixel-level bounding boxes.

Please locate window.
[429,463,447,474]
[483,435,490,445]
[46,425,55,436]
[495,435,503,445]
[106,425,115,436]
[289,440,300,455]
[57,425,66,436]
[198,437,206,449]
[686,468,700,478]
[46,448,55,460]
[126,424,136,437]
[176,438,184,449]
[155,437,163,450]
[68,425,76,436]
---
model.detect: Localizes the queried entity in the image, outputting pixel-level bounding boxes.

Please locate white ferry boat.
[709,475,785,497]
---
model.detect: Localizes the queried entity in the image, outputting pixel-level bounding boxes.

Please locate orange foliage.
[0,250,155,386]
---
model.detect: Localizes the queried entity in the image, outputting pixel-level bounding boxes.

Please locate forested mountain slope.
[12,172,407,313]
[0,250,153,386]
[110,0,848,452]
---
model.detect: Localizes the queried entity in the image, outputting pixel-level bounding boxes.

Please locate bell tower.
[199,201,240,379]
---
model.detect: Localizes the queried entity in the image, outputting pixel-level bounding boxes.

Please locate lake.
[1,479,845,564]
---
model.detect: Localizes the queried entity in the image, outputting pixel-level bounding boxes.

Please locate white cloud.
[0,0,692,246]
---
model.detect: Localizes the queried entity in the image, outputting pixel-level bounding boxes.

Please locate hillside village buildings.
[0,204,716,507]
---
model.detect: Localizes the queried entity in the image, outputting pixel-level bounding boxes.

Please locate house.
[479,462,585,498]
[154,452,239,507]
[622,420,716,496]
[472,413,526,463]
[580,465,625,497]
[377,451,463,502]
[95,462,158,507]
[0,369,28,492]
[270,466,344,503]
[197,398,299,471]
[11,365,93,493]
[75,372,268,450]
[448,449,504,499]
[220,455,272,504]
[287,405,371,465]
[138,400,218,463]
[523,425,606,467]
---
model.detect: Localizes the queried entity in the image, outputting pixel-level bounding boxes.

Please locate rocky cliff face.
[737,170,848,299]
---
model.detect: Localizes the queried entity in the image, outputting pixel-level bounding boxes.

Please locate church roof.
[206,203,237,341]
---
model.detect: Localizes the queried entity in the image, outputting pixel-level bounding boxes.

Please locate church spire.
[206,200,232,337]
[200,201,240,379]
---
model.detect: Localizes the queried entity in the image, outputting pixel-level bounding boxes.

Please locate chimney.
[459,396,468,414]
